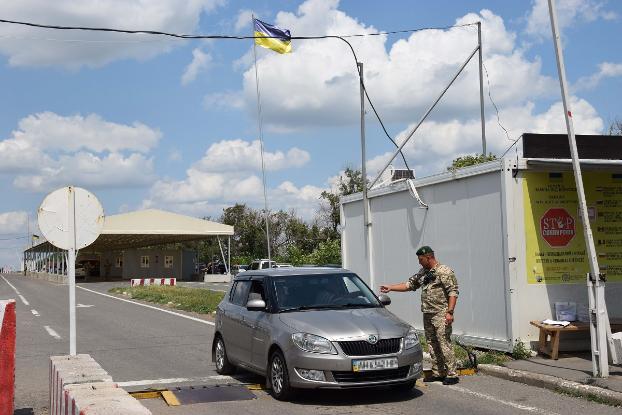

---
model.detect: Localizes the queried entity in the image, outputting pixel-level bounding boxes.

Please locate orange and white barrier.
[0,299,16,415]
[50,354,151,415]
[130,278,176,287]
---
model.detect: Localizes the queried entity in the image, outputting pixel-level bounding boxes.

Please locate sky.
[0,0,621,268]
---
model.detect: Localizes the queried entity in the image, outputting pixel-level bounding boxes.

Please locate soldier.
[380,246,459,385]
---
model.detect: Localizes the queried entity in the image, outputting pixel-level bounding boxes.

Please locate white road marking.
[76,303,94,308]
[18,294,29,306]
[44,325,62,340]
[1,275,20,294]
[31,309,40,317]
[116,374,250,387]
[77,286,215,326]
[446,385,560,415]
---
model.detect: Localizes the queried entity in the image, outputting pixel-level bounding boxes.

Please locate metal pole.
[228,236,231,277]
[358,62,375,287]
[548,0,607,377]
[251,14,271,263]
[370,45,480,188]
[477,22,487,155]
[68,186,77,356]
[358,63,369,227]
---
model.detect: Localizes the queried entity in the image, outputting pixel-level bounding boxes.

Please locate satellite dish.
[38,186,104,250]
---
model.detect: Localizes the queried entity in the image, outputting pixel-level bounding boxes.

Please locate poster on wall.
[523,171,622,284]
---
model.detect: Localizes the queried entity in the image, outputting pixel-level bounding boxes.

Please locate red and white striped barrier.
[50,355,151,415]
[130,278,176,287]
[0,299,16,415]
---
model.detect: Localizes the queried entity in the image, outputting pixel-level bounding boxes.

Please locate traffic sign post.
[38,187,104,356]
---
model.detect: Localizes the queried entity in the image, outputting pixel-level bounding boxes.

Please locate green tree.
[447,153,497,171]
[608,119,622,135]
[317,167,365,238]
[305,239,342,265]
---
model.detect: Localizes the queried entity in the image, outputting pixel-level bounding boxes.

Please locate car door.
[244,279,271,370]
[222,279,251,364]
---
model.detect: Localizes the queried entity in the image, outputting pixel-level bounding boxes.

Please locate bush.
[512,340,532,360]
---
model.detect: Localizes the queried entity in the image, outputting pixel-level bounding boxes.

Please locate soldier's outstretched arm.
[379,282,410,293]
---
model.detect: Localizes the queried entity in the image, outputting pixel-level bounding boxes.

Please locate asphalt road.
[2,274,620,415]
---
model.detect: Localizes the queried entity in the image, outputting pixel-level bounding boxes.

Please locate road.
[1,273,619,415]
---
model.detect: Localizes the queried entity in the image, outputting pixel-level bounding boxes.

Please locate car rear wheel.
[268,350,295,401]
[214,336,235,375]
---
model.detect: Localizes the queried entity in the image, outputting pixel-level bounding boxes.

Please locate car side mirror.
[378,294,391,306]
[246,298,266,311]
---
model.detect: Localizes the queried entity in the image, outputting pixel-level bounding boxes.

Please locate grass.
[418,334,513,367]
[109,285,225,314]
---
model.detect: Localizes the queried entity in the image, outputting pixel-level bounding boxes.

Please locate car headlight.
[404,328,420,349]
[292,333,337,354]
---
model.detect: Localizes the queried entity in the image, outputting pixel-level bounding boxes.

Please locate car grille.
[332,366,410,383]
[338,338,401,356]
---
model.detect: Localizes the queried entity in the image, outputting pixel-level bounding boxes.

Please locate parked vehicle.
[233,264,249,275]
[212,268,423,400]
[248,259,276,270]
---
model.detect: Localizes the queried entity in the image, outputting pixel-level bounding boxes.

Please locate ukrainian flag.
[254,18,292,54]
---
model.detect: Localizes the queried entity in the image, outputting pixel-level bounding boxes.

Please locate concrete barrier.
[130,278,176,287]
[0,299,16,415]
[50,354,151,415]
[204,273,231,283]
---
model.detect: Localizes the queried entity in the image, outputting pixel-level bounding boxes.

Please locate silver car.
[212,268,423,400]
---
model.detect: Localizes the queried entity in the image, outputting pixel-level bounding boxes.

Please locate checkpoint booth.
[23,209,234,282]
[341,133,622,353]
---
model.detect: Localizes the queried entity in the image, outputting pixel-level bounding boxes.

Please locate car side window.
[230,281,251,306]
[261,262,270,269]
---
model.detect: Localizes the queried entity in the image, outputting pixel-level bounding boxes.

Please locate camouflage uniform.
[408,264,459,378]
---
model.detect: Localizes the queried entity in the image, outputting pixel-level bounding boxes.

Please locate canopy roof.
[26,209,234,252]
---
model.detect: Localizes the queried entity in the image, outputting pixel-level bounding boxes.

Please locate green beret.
[416,246,434,256]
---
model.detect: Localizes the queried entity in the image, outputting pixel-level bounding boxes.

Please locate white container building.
[341,138,622,352]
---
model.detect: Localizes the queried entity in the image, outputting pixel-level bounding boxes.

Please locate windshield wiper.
[278,305,327,313]
[332,303,380,309]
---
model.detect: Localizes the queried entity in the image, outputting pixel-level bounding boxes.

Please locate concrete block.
[73,389,152,415]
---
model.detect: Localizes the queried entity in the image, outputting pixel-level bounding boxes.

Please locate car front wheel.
[214,336,235,375]
[268,350,295,401]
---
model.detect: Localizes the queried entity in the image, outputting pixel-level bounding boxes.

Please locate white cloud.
[0,211,28,234]
[11,112,161,153]
[13,152,156,192]
[235,10,255,33]
[574,62,622,91]
[0,112,159,192]
[142,138,321,219]
[0,0,225,68]
[525,0,617,39]
[215,3,556,131]
[367,97,604,179]
[181,48,213,85]
[194,139,310,172]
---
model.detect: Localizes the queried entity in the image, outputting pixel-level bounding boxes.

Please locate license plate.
[352,357,398,372]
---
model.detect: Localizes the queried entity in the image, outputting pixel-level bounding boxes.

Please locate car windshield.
[272,273,381,312]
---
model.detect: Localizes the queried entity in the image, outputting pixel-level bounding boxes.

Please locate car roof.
[233,267,352,280]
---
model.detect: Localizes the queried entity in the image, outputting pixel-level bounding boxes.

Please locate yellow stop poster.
[523,171,622,284]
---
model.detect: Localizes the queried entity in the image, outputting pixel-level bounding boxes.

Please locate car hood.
[278,307,409,341]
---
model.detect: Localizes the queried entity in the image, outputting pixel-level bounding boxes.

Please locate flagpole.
[251,15,272,264]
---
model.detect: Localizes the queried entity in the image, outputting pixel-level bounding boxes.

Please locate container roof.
[26,209,234,252]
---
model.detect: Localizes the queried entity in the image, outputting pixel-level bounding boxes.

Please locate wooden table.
[530,319,622,359]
